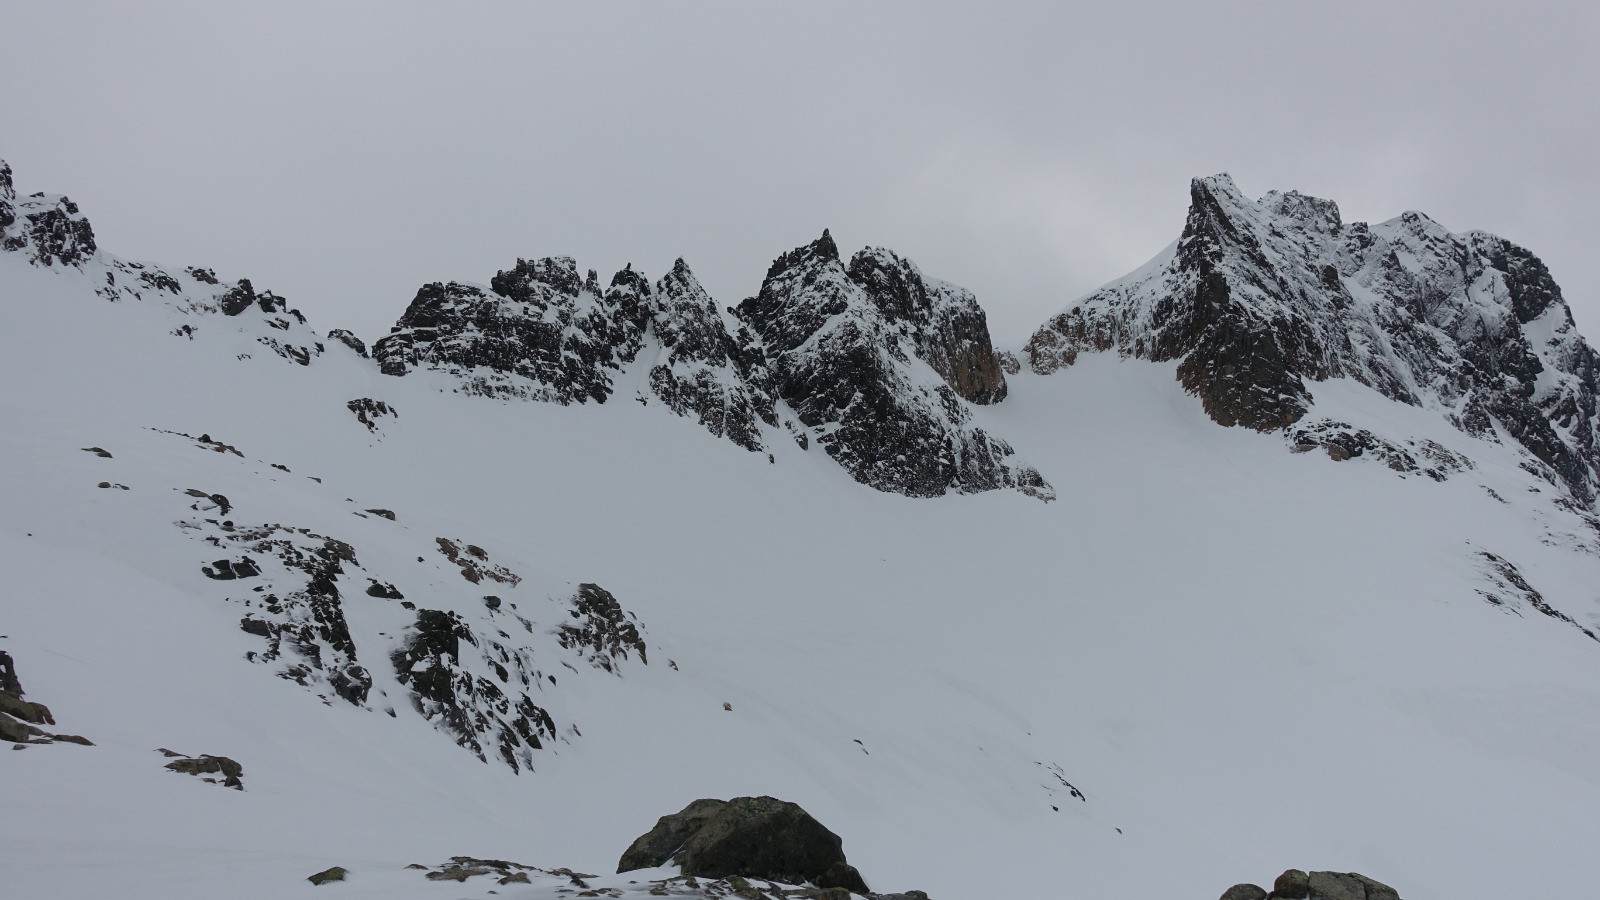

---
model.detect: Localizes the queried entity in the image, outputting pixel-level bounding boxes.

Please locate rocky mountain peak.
[1262,189,1343,234]
[372,232,1043,498]
[0,159,97,268]
[737,237,1050,500]
[489,255,584,300]
[847,246,1008,404]
[763,228,841,282]
[1027,175,1600,506]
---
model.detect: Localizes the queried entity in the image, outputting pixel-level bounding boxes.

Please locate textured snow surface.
[4,178,1600,900]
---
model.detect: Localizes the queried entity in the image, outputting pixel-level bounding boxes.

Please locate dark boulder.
[1219,885,1267,900]
[619,796,868,893]
[1272,868,1309,898]
[164,753,245,789]
[307,866,348,885]
[617,797,730,871]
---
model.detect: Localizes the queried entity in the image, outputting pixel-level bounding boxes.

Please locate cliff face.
[1026,174,1600,505]
[373,231,1047,500]
[735,232,1051,501]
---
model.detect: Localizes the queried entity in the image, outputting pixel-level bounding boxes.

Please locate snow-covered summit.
[371,230,1047,499]
[1025,173,1600,505]
[736,231,1051,500]
[0,158,331,367]
[0,158,97,268]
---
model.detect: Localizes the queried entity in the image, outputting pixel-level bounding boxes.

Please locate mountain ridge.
[7,157,1600,900]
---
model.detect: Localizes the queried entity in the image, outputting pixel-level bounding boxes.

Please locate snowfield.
[5,205,1600,900]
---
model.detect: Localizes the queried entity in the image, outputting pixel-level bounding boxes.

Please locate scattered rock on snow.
[163,752,244,789]
[346,397,396,432]
[307,866,348,885]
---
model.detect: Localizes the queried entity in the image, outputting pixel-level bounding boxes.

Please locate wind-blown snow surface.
[5,239,1600,900]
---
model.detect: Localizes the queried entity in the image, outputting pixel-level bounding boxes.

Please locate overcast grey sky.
[5,2,1597,346]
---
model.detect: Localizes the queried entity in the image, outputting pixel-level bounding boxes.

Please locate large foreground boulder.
[618,796,869,893]
[1218,869,1400,900]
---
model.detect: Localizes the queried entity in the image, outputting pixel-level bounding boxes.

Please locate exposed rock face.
[164,753,245,790]
[1286,419,1472,481]
[737,232,1052,500]
[1304,870,1400,900]
[346,398,396,432]
[0,159,97,268]
[327,328,368,357]
[1273,869,1310,899]
[618,796,869,893]
[1218,869,1398,900]
[1026,174,1600,506]
[558,583,648,671]
[617,798,731,872]
[640,259,778,452]
[390,606,558,773]
[1474,548,1600,641]
[848,247,1007,404]
[373,240,1045,498]
[0,649,92,746]
[372,258,647,403]
[214,521,372,706]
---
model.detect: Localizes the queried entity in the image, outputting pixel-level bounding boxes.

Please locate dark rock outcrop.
[194,516,372,707]
[326,329,368,357]
[618,798,731,872]
[0,650,90,746]
[736,232,1051,500]
[346,398,396,432]
[1475,548,1599,641]
[164,753,245,789]
[847,247,1007,404]
[307,866,348,885]
[558,583,648,671]
[372,241,1045,497]
[1218,869,1398,900]
[1026,174,1600,506]
[390,606,558,773]
[640,259,778,452]
[1273,869,1310,899]
[373,258,647,403]
[1304,871,1400,900]
[0,159,97,268]
[618,796,868,893]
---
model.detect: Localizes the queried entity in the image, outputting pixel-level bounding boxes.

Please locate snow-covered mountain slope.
[1025,174,1600,507]
[5,160,1600,900]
